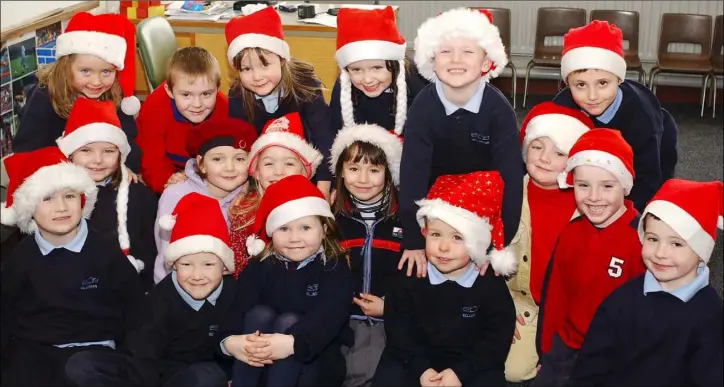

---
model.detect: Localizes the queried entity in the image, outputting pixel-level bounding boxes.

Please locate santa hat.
[414,8,508,82]
[415,171,517,275]
[245,175,334,256]
[186,117,258,157]
[1,147,97,234]
[639,179,724,263]
[519,101,594,160]
[335,6,408,135]
[561,20,627,82]
[247,113,323,178]
[558,129,634,195]
[225,6,290,66]
[329,123,403,186]
[159,192,235,272]
[56,12,140,115]
[55,98,143,272]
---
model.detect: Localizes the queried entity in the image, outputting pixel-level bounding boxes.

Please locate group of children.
[0,4,721,387]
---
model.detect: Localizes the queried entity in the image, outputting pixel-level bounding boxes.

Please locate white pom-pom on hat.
[489,247,518,276]
[121,96,141,116]
[159,214,176,231]
[246,235,265,256]
[0,203,18,226]
[127,255,145,273]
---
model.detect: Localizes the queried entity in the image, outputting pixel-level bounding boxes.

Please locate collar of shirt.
[35,218,89,256]
[434,78,486,116]
[171,270,224,311]
[255,88,282,114]
[273,247,325,270]
[97,176,112,187]
[427,261,478,288]
[170,98,188,123]
[593,87,623,124]
[643,265,710,302]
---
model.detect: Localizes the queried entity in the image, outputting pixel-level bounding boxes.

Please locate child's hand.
[475,260,501,277]
[513,314,525,343]
[224,332,272,367]
[164,171,188,188]
[259,333,295,360]
[352,293,384,317]
[420,368,441,387]
[398,249,427,278]
[124,166,140,184]
[434,369,462,387]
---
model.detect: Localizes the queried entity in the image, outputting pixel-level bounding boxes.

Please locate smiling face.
[424,218,471,280]
[342,159,386,202]
[526,137,569,189]
[573,165,626,228]
[238,49,283,97]
[271,215,326,262]
[253,146,306,191]
[70,54,117,99]
[347,59,393,98]
[174,252,225,300]
[198,146,249,199]
[432,37,491,89]
[568,69,620,116]
[70,141,120,183]
[641,215,702,292]
[33,188,83,243]
[165,75,218,123]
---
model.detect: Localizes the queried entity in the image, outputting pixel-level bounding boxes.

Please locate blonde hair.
[166,47,221,90]
[230,179,263,230]
[229,48,323,122]
[255,216,349,265]
[37,54,122,118]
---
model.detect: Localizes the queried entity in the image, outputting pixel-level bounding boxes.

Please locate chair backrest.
[475,7,512,57]
[590,10,640,53]
[136,17,178,90]
[713,15,723,60]
[534,8,586,56]
[658,13,712,59]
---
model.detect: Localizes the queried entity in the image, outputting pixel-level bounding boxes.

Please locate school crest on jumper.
[392,227,403,239]
[306,283,319,297]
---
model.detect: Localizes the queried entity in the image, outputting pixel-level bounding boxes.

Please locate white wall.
[0,0,108,32]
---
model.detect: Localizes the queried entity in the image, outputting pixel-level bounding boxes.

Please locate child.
[373,171,516,386]
[153,117,257,283]
[553,20,679,212]
[504,102,593,383]
[568,179,723,386]
[220,175,353,387]
[136,46,231,194]
[228,112,323,276]
[64,192,237,387]
[400,8,523,277]
[225,6,334,196]
[57,97,157,290]
[12,12,142,172]
[0,147,145,387]
[534,129,647,386]
[330,123,404,386]
[330,6,426,135]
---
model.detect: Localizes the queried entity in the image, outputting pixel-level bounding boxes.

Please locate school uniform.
[399,80,523,251]
[12,85,142,173]
[373,262,516,387]
[136,82,231,194]
[0,220,146,387]
[568,267,723,386]
[553,80,679,211]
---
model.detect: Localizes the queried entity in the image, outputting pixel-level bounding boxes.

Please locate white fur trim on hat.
[265,196,334,236]
[561,46,627,82]
[558,149,634,195]
[121,96,141,116]
[127,254,145,273]
[335,40,407,69]
[56,122,131,161]
[639,200,717,263]
[227,33,291,65]
[164,234,235,272]
[248,132,323,179]
[415,198,492,268]
[488,247,518,276]
[56,30,126,69]
[329,123,403,186]
[3,162,97,234]
[414,8,508,82]
[522,114,591,159]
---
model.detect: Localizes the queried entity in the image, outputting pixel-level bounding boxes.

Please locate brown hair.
[642,212,661,231]
[166,47,221,90]
[332,141,398,218]
[349,58,409,116]
[37,55,122,118]
[255,215,349,265]
[229,48,323,122]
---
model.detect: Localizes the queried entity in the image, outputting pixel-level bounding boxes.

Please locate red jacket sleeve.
[136,84,177,194]
[538,230,572,355]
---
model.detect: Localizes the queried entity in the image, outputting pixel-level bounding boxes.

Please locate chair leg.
[523,61,535,109]
[650,69,660,95]
[638,68,647,86]
[509,63,518,109]
[712,75,718,119]
[700,73,711,118]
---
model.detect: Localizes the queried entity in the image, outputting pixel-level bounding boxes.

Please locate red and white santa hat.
[414,8,508,82]
[225,6,290,66]
[519,101,594,160]
[329,123,403,186]
[335,6,408,135]
[558,129,634,195]
[159,192,235,272]
[56,12,140,115]
[561,20,627,82]
[639,179,724,263]
[1,147,97,234]
[415,171,517,275]
[247,112,323,179]
[245,175,334,256]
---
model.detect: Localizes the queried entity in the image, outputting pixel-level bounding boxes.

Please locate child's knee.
[273,312,300,333]
[245,305,276,326]
[64,351,106,385]
[169,363,228,387]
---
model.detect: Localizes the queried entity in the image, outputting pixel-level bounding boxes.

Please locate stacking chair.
[710,15,723,118]
[649,13,713,117]
[590,10,646,84]
[136,17,178,91]
[475,7,517,108]
[523,7,586,108]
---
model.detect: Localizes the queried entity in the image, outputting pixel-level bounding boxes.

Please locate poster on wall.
[0,31,38,157]
[36,21,62,68]
[0,113,14,159]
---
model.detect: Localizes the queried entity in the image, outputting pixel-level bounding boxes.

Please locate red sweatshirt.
[136,82,230,194]
[538,200,645,353]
